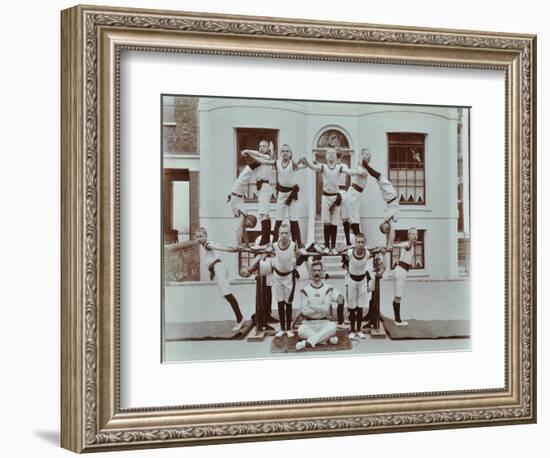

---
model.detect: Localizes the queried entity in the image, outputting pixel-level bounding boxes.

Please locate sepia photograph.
[161,95,471,363]
[58,3,536,452]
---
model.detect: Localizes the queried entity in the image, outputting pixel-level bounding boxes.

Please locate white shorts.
[393,265,408,298]
[340,190,350,220]
[229,194,245,217]
[258,184,273,215]
[273,271,295,303]
[385,200,399,224]
[213,262,231,297]
[321,194,341,225]
[274,191,299,221]
[343,187,361,224]
[298,319,336,345]
[346,278,370,309]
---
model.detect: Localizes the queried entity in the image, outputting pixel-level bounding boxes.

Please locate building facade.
[163,96,470,283]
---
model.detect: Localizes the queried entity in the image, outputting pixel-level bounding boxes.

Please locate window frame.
[391,229,426,270]
[387,132,427,206]
[237,230,262,275]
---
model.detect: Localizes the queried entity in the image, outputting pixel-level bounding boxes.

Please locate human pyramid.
[196,140,418,351]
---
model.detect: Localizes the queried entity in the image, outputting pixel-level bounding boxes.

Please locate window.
[391,229,425,270]
[387,132,426,205]
[238,230,262,275]
[316,129,350,150]
[235,128,278,202]
[162,96,177,154]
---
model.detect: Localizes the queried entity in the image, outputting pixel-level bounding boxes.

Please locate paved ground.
[164,278,471,362]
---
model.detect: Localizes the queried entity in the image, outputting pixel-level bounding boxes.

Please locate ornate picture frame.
[61,4,536,453]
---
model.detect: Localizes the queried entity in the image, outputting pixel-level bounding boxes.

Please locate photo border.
[61,4,536,452]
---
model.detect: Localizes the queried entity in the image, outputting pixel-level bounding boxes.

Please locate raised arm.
[341,164,368,177]
[205,241,240,253]
[168,239,199,249]
[392,240,413,250]
[248,253,267,273]
[294,242,304,260]
[294,158,309,170]
[244,150,275,165]
[333,243,351,255]
[302,157,323,172]
[367,268,376,292]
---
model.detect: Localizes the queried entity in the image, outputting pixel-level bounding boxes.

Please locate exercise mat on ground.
[165,320,254,341]
[381,317,470,339]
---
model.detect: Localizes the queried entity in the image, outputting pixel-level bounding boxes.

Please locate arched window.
[316,129,350,149]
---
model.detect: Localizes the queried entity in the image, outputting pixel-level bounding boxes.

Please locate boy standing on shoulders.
[304,148,366,253]
[241,140,276,245]
[246,144,307,247]
[342,148,371,243]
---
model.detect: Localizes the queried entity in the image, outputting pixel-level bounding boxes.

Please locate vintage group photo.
[161,95,471,363]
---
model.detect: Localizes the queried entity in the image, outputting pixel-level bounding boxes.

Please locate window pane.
[387,133,426,205]
[163,104,175,123]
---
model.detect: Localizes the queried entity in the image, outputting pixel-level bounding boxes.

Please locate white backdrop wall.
[0,1,545,458]
[195,99,461,278]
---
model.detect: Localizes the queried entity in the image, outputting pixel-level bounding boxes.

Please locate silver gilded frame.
[61,4,536,453]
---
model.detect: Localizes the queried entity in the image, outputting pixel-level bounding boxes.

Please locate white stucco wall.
[171,98,466,280]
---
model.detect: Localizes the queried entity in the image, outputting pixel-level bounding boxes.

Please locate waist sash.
[256,179,270,191]
[277,183,300,205]
[351,183,364,193]
[398,261,411,272]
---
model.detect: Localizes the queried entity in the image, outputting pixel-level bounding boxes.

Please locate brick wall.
[174,97,198,153]
[164,242,200,283]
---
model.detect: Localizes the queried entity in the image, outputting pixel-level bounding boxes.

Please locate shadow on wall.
[33,430,59,447]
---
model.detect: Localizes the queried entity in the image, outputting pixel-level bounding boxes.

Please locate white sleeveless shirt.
[350,165,368,190]
[347,248,371,276]
[377,175,398,202]
[273,240,296,273]
[399,242,414,265]
[276,159,296,187]
[256,162,272,182]
[321,163,344,194]
[201,241,220,264]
